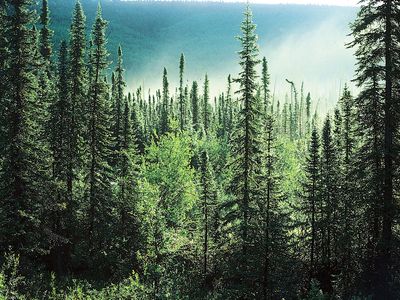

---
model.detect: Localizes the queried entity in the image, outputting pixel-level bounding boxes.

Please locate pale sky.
[225,0,358,5]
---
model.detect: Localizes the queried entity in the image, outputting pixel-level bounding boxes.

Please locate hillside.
[50,0,357,102]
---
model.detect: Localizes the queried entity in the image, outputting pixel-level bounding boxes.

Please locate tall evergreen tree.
[1,0,50,255]
[335,86,358,298]
[261,57,270,115]
[85,5,113,263]
[306,92,312,135]
[130,93,145,154]
[0,1,9,160]
[202,74,211,136]
[225,75,234,139]
[113,95,140,275]
[178,53,187,131]
[319,116,340,293]
[67,0,87,205]
[350,1,400,295]
[299,82,304,137]
[255,115,289,299]
[47,41,70,273]
[160,67,169,135]
[303,128,321,281]
[223,5,262,295]
[191,81,200,132]
[199,150,217,283]
[111,45,125,158]
[39,0,53,64]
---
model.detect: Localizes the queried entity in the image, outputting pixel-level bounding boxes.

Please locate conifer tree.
[320,116,339,293]
[333,108,342,150]
[67,0,87,204]
[303,128,321,280]
[47,41,70,273]
[202,74,211,136]
[217,93,226,138]
[191,81,200,132]
[130,93,146,154]
[36,1,54,145]
[225,75,234,138]
[349,1,400,295]
[282,97,288,135]
[0,1,9,160]
[199,150,217,281]
[335,86,358,298]
[160,67,169,134]
[178,53,187,131]
[1,0,50,254]
[299,82,304,137]
[255,115,289,299]
[39,0,53,64]
[113,95,140,274]
[306,92,312,135]
[223,6,262,295]
[85,5,113,261]
[261,57,270,115]
[111,45,125,158]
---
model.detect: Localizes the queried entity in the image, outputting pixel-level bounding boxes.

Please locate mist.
[81,2,359,108]
[264,17,356,113]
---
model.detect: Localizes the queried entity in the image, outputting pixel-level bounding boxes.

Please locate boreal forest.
[0,0,399,299]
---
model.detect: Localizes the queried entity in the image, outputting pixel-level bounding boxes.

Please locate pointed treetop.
[41,0,50,26]
[73,0,85,17]
[97,1,102,14]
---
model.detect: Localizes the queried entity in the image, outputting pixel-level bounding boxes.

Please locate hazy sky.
[226,0,358,5]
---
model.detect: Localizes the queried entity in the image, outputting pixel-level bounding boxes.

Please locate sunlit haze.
[228,0,358,5]
[122,0,359,6]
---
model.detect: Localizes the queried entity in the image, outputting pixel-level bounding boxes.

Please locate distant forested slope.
[49,0,357,96]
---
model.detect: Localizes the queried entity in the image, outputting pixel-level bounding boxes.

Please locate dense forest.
[0,0,399,299]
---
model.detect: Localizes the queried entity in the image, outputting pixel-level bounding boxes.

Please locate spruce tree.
[320,116,339,293]
[160,67,169,134]
[67,0,87,204]
[47,41,70,273]
[199,150,217,282]
[299,82,304,137]
[223,5,262,295]
[303,128,321,280]
[39,0,53,64]
[306,92,312,135]
[111,45,125,158]
[335,85,358,298]
[203,74,211,136]
[191,81,200,132]
[130,93,145,154]
[113,95,140,275]
[282,97,288,135]
[178,53,187,131]
[0,1,9,160]
[349,1,400,295]
[85,5,113,262]
[261,57,270,115]
[255,115,289,299]
[225,75,234,139]
[1,0,50,255]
